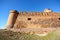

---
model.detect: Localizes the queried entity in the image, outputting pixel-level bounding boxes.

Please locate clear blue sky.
[0,0,60,29]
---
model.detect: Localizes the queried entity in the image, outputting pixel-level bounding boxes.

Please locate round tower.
[6,10,19,29]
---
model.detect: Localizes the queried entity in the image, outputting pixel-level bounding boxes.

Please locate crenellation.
[42,12,46,16]
[36,12,40,16]
[43,12,48,16]
[23,12,28,16]
[18,12,60,16]
[28,12,35,16]
[19,12,23,16]
[6,9,60,34]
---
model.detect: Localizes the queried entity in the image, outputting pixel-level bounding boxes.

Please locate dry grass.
[0,28,60,40]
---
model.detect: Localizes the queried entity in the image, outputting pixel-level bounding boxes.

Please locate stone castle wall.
[13,12,60,29]
[6,9,60,30]
[6,9,60,34]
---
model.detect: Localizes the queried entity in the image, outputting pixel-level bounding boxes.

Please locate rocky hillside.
[0,28,60,40]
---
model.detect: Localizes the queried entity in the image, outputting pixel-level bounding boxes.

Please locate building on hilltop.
[6,9,60,30]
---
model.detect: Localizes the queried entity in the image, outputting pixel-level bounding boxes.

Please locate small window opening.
[28,18,31,20]
[59,18,60,20]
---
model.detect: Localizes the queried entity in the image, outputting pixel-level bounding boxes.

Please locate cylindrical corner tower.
[6,10,19,29]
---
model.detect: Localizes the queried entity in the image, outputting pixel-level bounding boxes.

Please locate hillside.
[0,28,60,40]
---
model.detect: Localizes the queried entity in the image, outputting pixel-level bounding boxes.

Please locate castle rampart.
[6,9,60,30]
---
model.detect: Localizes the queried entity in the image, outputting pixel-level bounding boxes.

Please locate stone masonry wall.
[13,12,60,29]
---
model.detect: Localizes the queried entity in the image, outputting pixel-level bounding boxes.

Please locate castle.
[5,9,60,34]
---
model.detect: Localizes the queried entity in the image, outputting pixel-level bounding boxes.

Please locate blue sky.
[0,0,60,29]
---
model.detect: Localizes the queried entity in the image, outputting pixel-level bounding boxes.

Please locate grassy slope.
[0,28,60,40]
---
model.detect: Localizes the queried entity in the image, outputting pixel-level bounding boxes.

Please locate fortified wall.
[6,9,60,33]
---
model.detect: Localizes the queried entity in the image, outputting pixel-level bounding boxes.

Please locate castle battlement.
[6,9,60,31]
[18,12,60,17]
